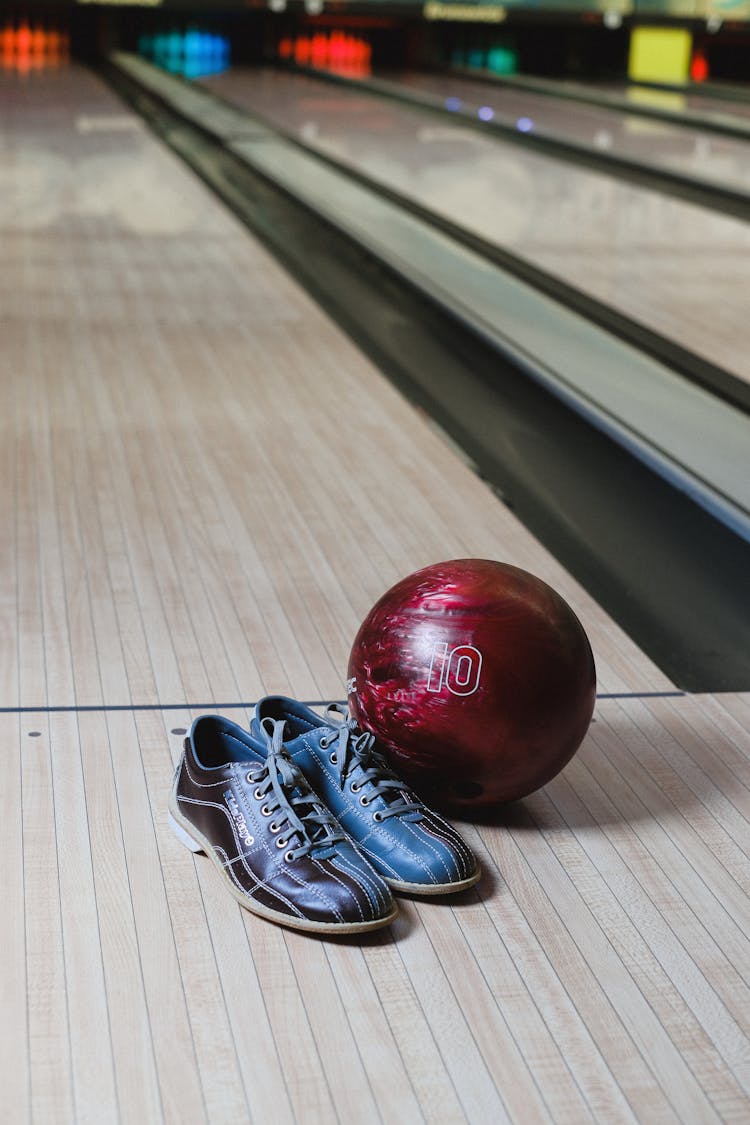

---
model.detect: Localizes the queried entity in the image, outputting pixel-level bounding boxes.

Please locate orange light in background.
[311,33,328,67]
[690,51,709,82]
[285,30,371,77]
[0,21,70,72]
[294,35,311,65]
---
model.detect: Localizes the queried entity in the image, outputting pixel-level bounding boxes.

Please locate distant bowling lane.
[200,67,750,385]
[378,69,750,194]
[586,79,750,125]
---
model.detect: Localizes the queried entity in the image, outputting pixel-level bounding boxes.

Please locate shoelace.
[249,719,347,861]
[320,707,422,822]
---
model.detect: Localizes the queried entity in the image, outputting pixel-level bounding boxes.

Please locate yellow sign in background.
[629,26,693,83]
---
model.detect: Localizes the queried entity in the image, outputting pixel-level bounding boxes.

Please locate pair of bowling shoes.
[169,696,480,935]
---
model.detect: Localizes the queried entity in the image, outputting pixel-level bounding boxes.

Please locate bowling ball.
[347,559,596,811]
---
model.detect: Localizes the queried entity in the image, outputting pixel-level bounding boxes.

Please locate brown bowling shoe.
[169,715,398,935]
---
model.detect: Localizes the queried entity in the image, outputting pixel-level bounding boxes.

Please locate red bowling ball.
[347,559,596,811]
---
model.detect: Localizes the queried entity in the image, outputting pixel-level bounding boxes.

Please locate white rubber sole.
[168,795,398,935]
[385,864,482,896]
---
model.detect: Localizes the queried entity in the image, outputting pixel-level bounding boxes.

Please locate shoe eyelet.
[269,821,280,833]
[246,771,254,784]
[261,804,272,817]
[350,781,361,793]
[359,794,369,807]
[320,736,331,749]
[329,752,337,765]
[253,786,264,800]
[276,836,287,849]
[373,810,383,822]
[284,850,295,862]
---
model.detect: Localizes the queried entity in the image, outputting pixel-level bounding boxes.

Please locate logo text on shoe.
[224,791,255,848]
[426,642,482,697]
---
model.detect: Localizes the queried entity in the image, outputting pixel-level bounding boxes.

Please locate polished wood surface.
[2,65,749,1124]
[203,67,750,387]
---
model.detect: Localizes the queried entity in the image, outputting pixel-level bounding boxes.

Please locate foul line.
[3,690,686,715]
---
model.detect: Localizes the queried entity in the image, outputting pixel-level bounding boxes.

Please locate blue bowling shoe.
[251,697,481,895]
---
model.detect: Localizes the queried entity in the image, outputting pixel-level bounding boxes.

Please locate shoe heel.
[169,812,204,854]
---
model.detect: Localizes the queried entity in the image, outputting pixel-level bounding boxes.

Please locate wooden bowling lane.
[200,67,750,387]
[3,63,750,1125]
[575,77,750,125]
[380,69,750,193]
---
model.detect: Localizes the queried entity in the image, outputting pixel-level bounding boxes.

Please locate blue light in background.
[477,106,494,121]
[139,27,230,79]
[516,117,534,132]
[445,96,462,112]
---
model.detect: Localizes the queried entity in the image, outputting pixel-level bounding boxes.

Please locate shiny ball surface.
[347,559,596,811]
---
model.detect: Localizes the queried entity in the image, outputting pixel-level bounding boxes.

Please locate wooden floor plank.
[0,712,30,1125]
[533,780,750,1112]
[388,905,512,1123]
[413,900,556,1124]
[243,915,339,1122]
[320,939,428,1125]
[355,933,470,1124]
[77,711,164,1125]
[107,709,208,1124]
[50,713,120,1125]
[475,820,680,1123]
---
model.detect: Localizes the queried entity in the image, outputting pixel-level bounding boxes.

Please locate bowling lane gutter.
[104,54,750,692]
[107,53,750,539]
[190,73,750,420]
[633,76,750,108]
[282,63,750,226]
[446,67,750,145]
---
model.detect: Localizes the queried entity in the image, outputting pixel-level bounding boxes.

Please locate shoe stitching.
[358,843,402,880]
[399,818,457,881]
[182,755,235,790]
[328,855,384,918]
[224,847,344,922]
[347,804,438,878]
[341,848,391,910]
[222,731,265,763]
[422,807,473,850]
[231,769,345,903]
[178,794,270,870]
[213,845,305,919]
[314,860,367,922]
[429,812,477,867]
[266,715,475,887]
[292,737,449,880]
[212,836,338,921]
[178,792,239,825]
[276,858,349,923]
[222,785,357,923]
[178,735,379,925]
[282,713,319,735]
[177,792,323,916]
[419,817,474,879]
[296,735,406,839]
